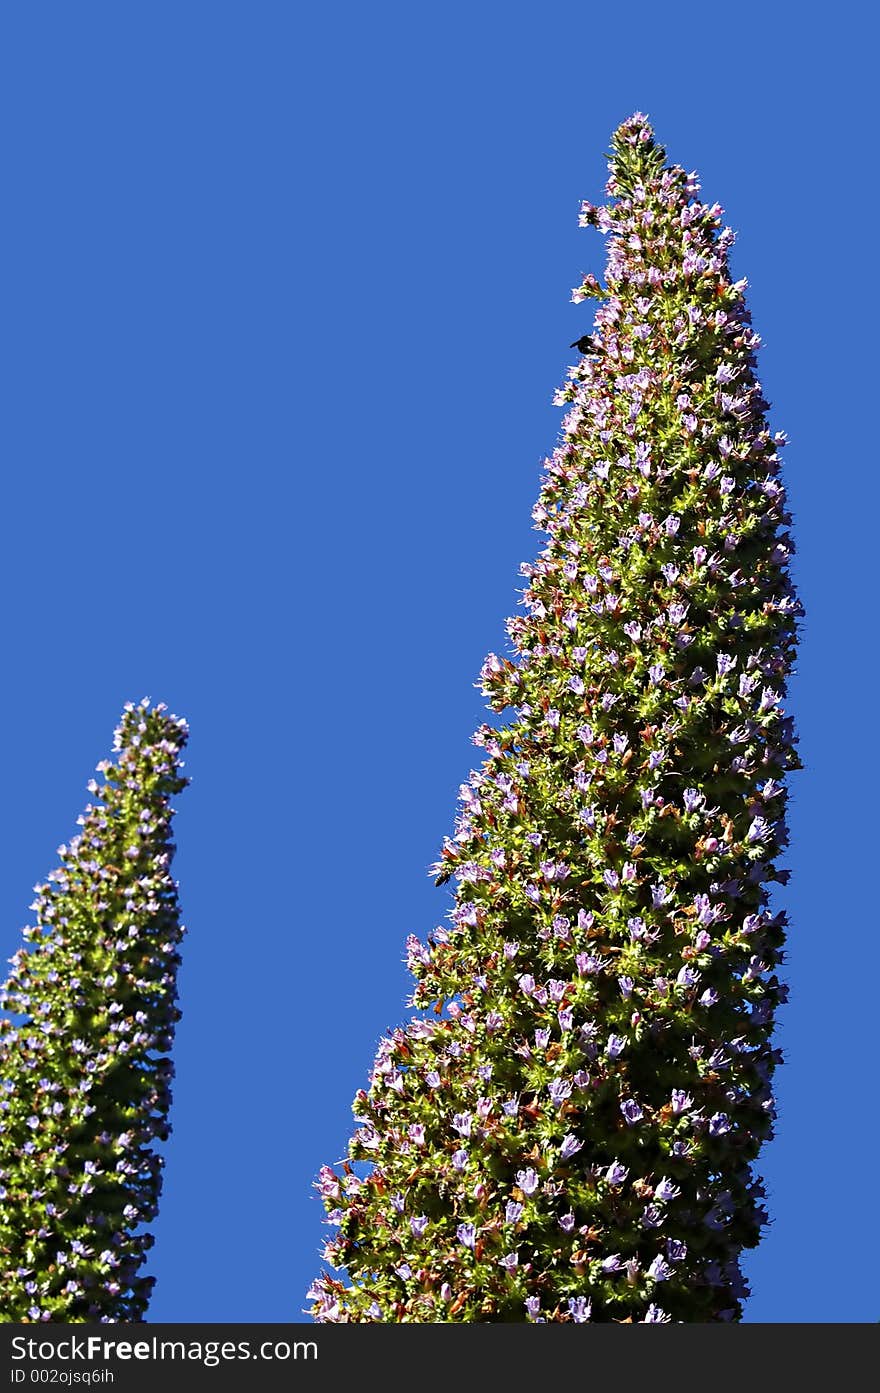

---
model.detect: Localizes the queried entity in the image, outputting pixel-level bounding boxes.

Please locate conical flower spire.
[309,114,800,1323]
[0,699,189,1322]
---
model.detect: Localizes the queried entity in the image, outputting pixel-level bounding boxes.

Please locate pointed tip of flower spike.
[606,112,667,195]
[612,111,655,147]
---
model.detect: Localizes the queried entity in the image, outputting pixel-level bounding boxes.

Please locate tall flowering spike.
[309,113,801,1324]
[0,699,189,1322]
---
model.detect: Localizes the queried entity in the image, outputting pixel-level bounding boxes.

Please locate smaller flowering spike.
[0,700,189,1322]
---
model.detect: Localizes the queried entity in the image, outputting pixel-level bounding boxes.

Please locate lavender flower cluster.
[0,699,189,1322]
[309,113,801,1323]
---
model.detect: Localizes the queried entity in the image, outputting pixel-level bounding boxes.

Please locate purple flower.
[618,975,634,998]
[518,973,536,996]
[621,1098,644,1125]
[548,1078,573,1107]
[559,1212,576,1232]
[499,1251,519,1271]
[603,869,620,889]
[605,1161,629,1187]
[601,1253,623,1272]
[568,1296,592,1322]
[452,1113,472,1138]
[534,1028,551,1050]
[525,1296,541,1320]
[406,934,431,968]
[452,1148,468,1171]
[666,1238,687,1262]
[408,1124,425,1146]
[643,1304,670,1323]
[557,1006,574,1031]
[747,816,771,843]
[505,1200,523,1224]
[648,663,665,684]
[516,1167,540,1196]
[410,1216,428,1237]
[682,787,704,812]
[709,1112,732,1136]
[694,894,717,925]
[560,1133,583,1160]
[671,1090,692,1114]
[651,881,672,906]
[654,1178,680,1202]
[316,1170,339,1203]
[606,1034,626,1058]
[647,1255,673,1282]
[457,1223,476,1249]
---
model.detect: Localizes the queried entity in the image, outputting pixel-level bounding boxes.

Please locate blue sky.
[1,2,877,1323]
